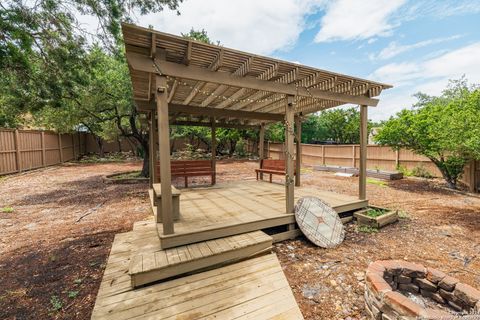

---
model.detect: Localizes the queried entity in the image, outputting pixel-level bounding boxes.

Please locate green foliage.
[67,291,79,299]
[376,78,480,189]
[1,207,14,213]
[266,107,374,144]
[182,28,219,45]
[410,164,433,179]
[366,178,387,187]
[50,295,62,312]
[73,278,83,285]
[365,208,387,218]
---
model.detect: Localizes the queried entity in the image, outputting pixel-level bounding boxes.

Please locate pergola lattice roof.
[122,23,391,124]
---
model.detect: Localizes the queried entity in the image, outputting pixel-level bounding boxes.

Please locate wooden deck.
[92,229,304,319]
[155,181,367,248]
[129,227,273,287]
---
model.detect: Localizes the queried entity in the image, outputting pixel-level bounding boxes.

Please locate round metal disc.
[295,197,345,248]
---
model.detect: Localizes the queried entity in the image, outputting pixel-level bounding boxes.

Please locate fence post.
[58,133,63,163]
[72,134,76,160]
[41,131,46,166]
[14,129,21,172]
[322,145,326,165]
[395,149,400,168]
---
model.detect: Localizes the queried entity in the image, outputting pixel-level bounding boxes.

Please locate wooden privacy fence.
[267,142,479,192]
[0,129,140,175]
[0,129,86,175]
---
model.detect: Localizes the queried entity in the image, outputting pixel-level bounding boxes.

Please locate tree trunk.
[141,142,149,177]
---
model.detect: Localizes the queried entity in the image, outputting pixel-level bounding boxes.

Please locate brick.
[368,261,386,275]
[454,283,480,307]
[366,271,393,296]
[396,275,412,284]
[420,289,446,304]
[438,289,457,302]
[398,283,419,294]
[447,300,463,312]
[414,278,437,292]
[400,261,426,278]
[377,260,403,275]
[383,290,423,317]
[438,275,459,291]
[426,267,446,284]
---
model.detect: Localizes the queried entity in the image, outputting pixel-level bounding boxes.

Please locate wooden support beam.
[156,75,174,235]
[359,105,368,200]
[295,116,302,187]
[259,123,265,180]
[167,80,178,103]
[153,111,159,184]
[285,96,295,213]
[170,120,257,130]
[127,52,380,106]
[183,41,192,65]
[169,104,284,121]
[211,117,216,185]
[149,112,154,187]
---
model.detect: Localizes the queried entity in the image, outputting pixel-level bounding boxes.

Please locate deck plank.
[129,230,272,287]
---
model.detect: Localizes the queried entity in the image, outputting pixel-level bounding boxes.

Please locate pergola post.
[285,95,295,213]
[295,116,302,187]
[259,123,265,180]
[153,110,159,183]
[156,75,174,235]
[148,111,154,188]
[211,117,216,185]
[359,105,368,200]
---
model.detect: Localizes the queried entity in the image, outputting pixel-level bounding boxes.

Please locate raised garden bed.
[103,171,148,184]
[313,165,403,180]
[354,206,398,228]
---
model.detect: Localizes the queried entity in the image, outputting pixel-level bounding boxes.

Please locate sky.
[91,0,480,121]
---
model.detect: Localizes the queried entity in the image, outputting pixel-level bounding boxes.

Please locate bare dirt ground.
[1,160,479,319]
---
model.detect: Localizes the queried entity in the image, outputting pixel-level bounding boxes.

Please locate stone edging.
[103,171,149,184]
[365,260,480,319]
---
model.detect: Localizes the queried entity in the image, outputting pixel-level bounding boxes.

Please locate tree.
[1,0,181,176]
[375,79,480,189]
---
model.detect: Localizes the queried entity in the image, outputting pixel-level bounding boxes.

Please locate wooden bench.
[155,160,216,188]
[255,159,296,183]
[152,184,181,221]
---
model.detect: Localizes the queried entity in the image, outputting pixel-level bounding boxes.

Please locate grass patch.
[50,295,63,312]
[112,171,143,179]
[1,207,14,213]
[357,225,379,233]
[398,210,409,219]
[366,178,387,187]
[365,208,388,218]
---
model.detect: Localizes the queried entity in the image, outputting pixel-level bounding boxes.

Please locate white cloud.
[369,42,480,120]
[374,35,462,60]
[138,0,325,55]
[314,0,406,42]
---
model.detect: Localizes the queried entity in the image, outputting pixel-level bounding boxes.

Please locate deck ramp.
[92,230,303,320]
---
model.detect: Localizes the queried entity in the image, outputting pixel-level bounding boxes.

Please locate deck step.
[129,230,273,287]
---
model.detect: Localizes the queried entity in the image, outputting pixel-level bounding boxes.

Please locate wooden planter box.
[354,206,398,228]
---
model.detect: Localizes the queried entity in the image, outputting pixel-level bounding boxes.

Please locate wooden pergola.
[122,23,392,236]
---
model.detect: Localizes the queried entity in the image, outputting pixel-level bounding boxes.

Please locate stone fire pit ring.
[365,260,480,319]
